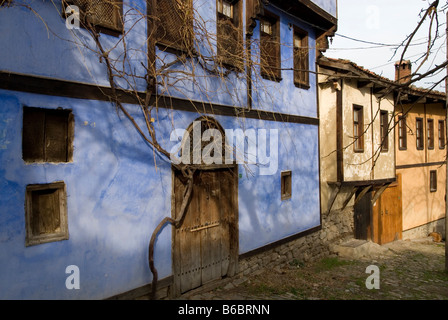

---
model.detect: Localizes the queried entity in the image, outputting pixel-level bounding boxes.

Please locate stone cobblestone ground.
[180,238,448,300]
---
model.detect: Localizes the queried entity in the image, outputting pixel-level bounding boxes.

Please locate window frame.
[281,171,292,201]
[216,0,243,70]
[427,118,434,150]
[398,115,407,150]
[62,0,124,36]
[293,26,309,89]
[430,170,437,193]
[380,110,389,153]
[353,104,364,153]
[25,182,69,247]
[416,117,424,150]
[22,107,74,164]
[153,0,194,53]
[260,10,281,82]
[438,120,445,150]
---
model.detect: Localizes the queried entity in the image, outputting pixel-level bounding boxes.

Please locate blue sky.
[325,0,446,92]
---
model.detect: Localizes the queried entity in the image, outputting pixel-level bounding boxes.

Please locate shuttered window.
[380,110,389,152]
[416,118,424,150]
[216,0,243,69]
[398,116,407,150]
[154,0,193,52]
[427,118,434,150]
[260,11,281,81]
[438,120,445,149]
[25,182,69,247]
[64,0,123,34]
[293,27,309,88]
[353,105,364,152]
[22,107,74,163]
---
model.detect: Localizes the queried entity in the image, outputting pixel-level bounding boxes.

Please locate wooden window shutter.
[68,0,123,33]
[217,1,243,69]
[260,13,280,81]
[22,107,73,163]
[23,107,46,162]
[45,111,69,162]
[25,182,69,247]
[155,0,193,51]
[293,28,309,87]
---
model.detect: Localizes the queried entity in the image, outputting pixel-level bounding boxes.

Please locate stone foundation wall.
[403,218,446,241]
[236,207,355,276]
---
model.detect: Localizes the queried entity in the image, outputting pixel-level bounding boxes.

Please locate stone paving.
[179,237,448,300]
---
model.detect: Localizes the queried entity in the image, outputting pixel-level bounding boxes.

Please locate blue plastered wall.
[0,0,333,299]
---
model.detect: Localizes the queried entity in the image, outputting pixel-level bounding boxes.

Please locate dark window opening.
[416,118,424,150]
[438,120,445,149]
[281,171,292,200]
[353,105,364,152]
[398,115,407,150]
[380,110,389,152]
[430,170,437,192]
[22,107,74,163]
[427,118,434,150]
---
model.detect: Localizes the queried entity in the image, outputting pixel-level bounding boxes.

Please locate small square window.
[430,170,437,192]
[22,107,74,163]
[25,182,69,247]
[281,171,292,200]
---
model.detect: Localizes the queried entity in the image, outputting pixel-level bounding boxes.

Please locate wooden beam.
[326,183,342,215]
[371,184,390,205]
[341,187,358,211]
[353,185,372,206]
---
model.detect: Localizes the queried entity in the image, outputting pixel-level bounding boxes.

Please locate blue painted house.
[0,0,337,299]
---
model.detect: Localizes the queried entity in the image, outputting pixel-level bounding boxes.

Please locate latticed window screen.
[155,0,193,51]
[67,0,123,32]
[216,0,243,68]
[293,29,309,87]
[260,14,280,80]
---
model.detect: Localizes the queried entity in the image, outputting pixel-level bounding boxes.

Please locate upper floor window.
[398,115,407,150]
[22,107,74,163]
[216,0,243,69]
[293,27,309,88]
[154,0,193,52]
[260,11,281,81]
[380,110,389,152]
[64,0,123,35]
[353,104,364,152]
[427,118,434,150]
[416,118,424,150]
[439,120,445,149]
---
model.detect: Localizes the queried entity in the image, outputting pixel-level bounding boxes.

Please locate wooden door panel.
[174,168,236,294]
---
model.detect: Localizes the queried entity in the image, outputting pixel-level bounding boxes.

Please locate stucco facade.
[0,0,337,299]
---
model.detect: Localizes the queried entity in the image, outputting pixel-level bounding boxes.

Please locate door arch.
[172,117,238,296]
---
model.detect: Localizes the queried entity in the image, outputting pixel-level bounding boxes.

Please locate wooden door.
[375,174,403,245]
[172,168,237,295]
[354,189,372,240]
